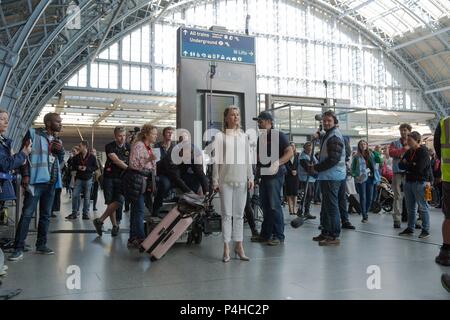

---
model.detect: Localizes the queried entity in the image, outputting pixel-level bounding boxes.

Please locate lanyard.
[409,149,417,162]
[144,144,153,157]
[80,153,89,166]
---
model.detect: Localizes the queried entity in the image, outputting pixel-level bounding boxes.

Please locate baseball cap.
[252,111,274,122]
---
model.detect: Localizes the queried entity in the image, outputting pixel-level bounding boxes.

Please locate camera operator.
[308,110,345,247]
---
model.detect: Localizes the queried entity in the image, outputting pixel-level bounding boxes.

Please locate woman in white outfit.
[213,106,254,263]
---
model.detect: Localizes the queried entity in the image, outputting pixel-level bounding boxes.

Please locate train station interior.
[0,0,449,300]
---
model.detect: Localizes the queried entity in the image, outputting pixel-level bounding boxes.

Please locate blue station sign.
[179,27,256,65]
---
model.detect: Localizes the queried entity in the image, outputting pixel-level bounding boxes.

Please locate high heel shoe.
[234,250,250,261]
[222,254,230,263]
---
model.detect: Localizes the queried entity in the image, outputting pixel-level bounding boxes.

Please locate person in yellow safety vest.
[433,117,450,266]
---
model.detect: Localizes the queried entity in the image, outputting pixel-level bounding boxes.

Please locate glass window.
[122,65,130,90]
[109,43,119,60]
[130,66,141,90]
[141,67,150,91]
[98,63,109,89]
[130,29,141,62]
[78,66,87,87]
[90,63,98,88]
[122,35,130,61]
[109,64,118,89]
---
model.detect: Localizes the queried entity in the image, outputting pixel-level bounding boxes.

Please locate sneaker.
[393,222,401,229]
[304,213,316,220]
[82,214,90,220]
[8,250,23,261]
[399,228,414,236]
[415,224,422,229]
[111,225,120,237]
[93,218,103,236]
[127,238,140,249]
[361,218,368,223]
[251,236,269,243]
[65,213,77,220]
[36,246,54,255]
[312,234,326,242]
[342,222,355,230]
[319,238,340,246]
[267,239,281,246]
[0,266,7,276]
[251,229,260,237]
[418,231,430,239]
[435,247,450,266]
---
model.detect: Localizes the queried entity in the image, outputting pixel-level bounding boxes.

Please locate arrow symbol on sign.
[183,51,188,56]
[249,51,254,56]
[183,30,188,35]
[225,42,230,47]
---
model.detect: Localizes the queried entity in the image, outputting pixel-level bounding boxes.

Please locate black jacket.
[398,146,431,182]
[314,128,344,173]
[70,152,98,180]
[122,168,153,202]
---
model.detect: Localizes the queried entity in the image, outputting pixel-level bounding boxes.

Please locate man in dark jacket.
[308,110,346,246]
[66,140,98,220]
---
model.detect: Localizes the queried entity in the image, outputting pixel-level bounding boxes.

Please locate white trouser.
[219,183,247,243]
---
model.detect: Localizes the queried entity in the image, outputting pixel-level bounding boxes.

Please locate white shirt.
[212,130,254,186]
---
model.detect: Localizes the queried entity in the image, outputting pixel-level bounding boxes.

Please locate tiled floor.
[1,190,449,300]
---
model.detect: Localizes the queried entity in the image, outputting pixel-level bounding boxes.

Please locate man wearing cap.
[307,110,346,246]
[251,111,293,246]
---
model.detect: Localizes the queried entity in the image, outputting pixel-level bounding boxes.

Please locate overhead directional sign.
[179,27,256,64]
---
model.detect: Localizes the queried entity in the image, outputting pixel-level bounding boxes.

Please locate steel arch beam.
[2,0,95,113]
[0,0,52,98]
[308,0,447,118]
[14,0,159,113]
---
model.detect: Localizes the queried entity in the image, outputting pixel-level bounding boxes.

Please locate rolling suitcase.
[140,193,204,261]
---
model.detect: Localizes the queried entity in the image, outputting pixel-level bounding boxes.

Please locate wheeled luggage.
[140,193,204,261]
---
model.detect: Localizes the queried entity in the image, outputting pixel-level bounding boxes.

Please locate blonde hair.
[136,123,157,142]
[223,105,240,132]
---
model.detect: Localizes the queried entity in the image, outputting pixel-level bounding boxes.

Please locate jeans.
[130,193,146,240]
[72,179,93,215]
[314,180,321,202]
[355,179,375,219]
[404,181,430,232]
[299,181,314,215]
[52,188,61,212]
[91,180,99,209]
[153,174,172,215]
[260,173,285,241]
[319,180,341,238]
[355,182,368,219]
[338,179,350,224]
[365,177,375,213]
[244,190,257,232]
[14,183,56,250]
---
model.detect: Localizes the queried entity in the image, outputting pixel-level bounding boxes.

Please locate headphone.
[322,110,339,125]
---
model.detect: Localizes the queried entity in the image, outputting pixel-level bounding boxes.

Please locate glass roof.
[334,0,450,38]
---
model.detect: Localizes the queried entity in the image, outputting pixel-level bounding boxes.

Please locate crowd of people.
[0,108,448,275]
